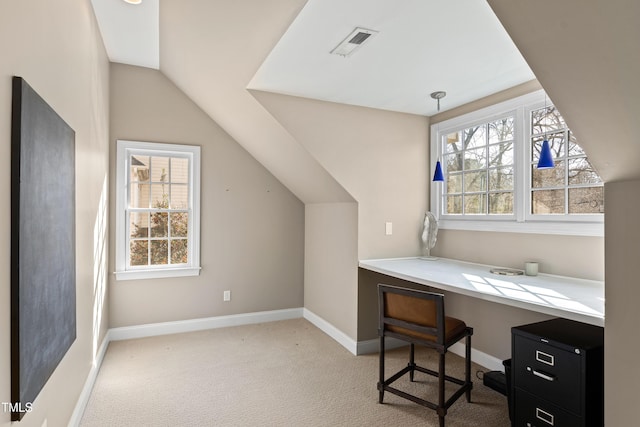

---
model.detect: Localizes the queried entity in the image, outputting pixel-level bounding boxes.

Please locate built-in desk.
[359,257,604,327]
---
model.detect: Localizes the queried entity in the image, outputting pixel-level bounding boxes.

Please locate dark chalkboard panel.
[11,77,76,421]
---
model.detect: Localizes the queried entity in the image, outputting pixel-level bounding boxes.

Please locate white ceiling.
[91,0,159,69]
[92,0,535,116]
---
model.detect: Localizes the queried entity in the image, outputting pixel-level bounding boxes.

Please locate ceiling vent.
[330,27,378,57]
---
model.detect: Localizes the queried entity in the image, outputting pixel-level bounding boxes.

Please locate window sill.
[114,266,201,281]
[438,219,603,237]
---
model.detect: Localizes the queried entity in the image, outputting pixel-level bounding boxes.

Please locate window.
[442,116,515,216]
[431,91,603,236]
[529,105,604,216]
[115,140,201,280]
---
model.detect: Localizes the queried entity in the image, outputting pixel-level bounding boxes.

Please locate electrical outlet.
[223,290,231,301]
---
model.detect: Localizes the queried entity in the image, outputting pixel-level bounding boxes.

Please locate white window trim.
[430,90,604,237]
[115,140,201,280]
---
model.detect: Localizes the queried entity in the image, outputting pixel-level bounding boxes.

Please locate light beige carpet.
[80,319,510,426]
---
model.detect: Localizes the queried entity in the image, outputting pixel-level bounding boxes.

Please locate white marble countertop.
[359,257,604,327]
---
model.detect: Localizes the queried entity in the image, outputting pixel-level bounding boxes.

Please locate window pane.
[171,157,189,183]
[532,189,565,214]
[464,125,485,149]
[464,147,487,170]
[568,158,602,185]
[130,240,148,266]
[129,183,150,208]
[489,117,514,144]
[150,212,168,237]
[170,184,188,209]
[567,131,584,157]
[489,192,513,214]
[130,155,149,182]
[151,156,169,182]
[170,212,189,237]
[446,195,462,214]
[464,194,486,214]
[445,131,463,154]
[489,142,513,167]
[151,184,168,208]
[569,187,604,214]
[150,240,168,265]
[130,212,149,238]
[532,160,566,188]
[445,152,463,172]
[464,171,487,192]
[531,106,566,135]
[489,167,514,191]
[447,172,462,193]
[171,239,188,264]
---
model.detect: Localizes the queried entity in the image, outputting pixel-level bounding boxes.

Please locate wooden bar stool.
[377,283,473,427]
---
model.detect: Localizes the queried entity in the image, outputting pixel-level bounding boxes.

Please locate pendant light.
[433,160,444,182]
[431,91,446,182]
[537,94,555,169]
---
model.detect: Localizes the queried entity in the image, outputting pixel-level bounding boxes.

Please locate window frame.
[430,90,604,237]
[115,140,201,280]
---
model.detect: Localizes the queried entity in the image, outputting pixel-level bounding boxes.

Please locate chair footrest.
[379,365,472,412]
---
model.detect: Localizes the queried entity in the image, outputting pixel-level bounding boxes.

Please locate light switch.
[385,222,393,235]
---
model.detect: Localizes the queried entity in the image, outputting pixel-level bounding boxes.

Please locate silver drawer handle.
[527,367,556,381]
[536,350,555,366]
[536,407,555,425]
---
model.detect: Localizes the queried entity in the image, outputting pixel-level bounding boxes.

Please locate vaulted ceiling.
[92,0,640,202]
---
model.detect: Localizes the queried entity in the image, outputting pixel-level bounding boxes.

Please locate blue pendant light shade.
[433,160,444,182]
[537,139,555,169]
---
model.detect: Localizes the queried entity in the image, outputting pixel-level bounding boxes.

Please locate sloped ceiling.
[91,0,537,203]
[487,0,640,183]
[159,0,354,204]
[92,0,640,193]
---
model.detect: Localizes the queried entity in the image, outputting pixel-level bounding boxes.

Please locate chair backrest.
[378,284,446,345]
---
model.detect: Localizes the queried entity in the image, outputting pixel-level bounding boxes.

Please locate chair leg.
[439,352,446,423]
[438,353,446,412]
[409,343,416,381]
[378,335,385,403]
[465,334,472,403]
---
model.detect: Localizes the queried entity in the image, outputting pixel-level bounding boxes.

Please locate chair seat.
[387,316,467,344]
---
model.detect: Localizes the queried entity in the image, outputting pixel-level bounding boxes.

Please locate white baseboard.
[356,337,504,371]
[109,308,304,341]
[357,337,406,355]
[302,308,358,355]
[67,333,111,427]
[449,341,504,372]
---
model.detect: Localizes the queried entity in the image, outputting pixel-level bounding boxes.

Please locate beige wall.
[0,1,110,426]
[252,91,430,260]
[305,203,358,338]
[253,92,429,341]
[604,179,640,426]
[109,64,305,327]
[435,230,604,281]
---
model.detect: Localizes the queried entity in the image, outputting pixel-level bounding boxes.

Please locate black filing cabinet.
[511,318,603,427]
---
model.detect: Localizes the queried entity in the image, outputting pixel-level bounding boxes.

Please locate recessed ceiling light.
[331,27,378,57]
[123,0,142,4]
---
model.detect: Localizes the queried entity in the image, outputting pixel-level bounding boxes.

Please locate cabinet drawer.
[514,388,582,427]
[513,335,582,413]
